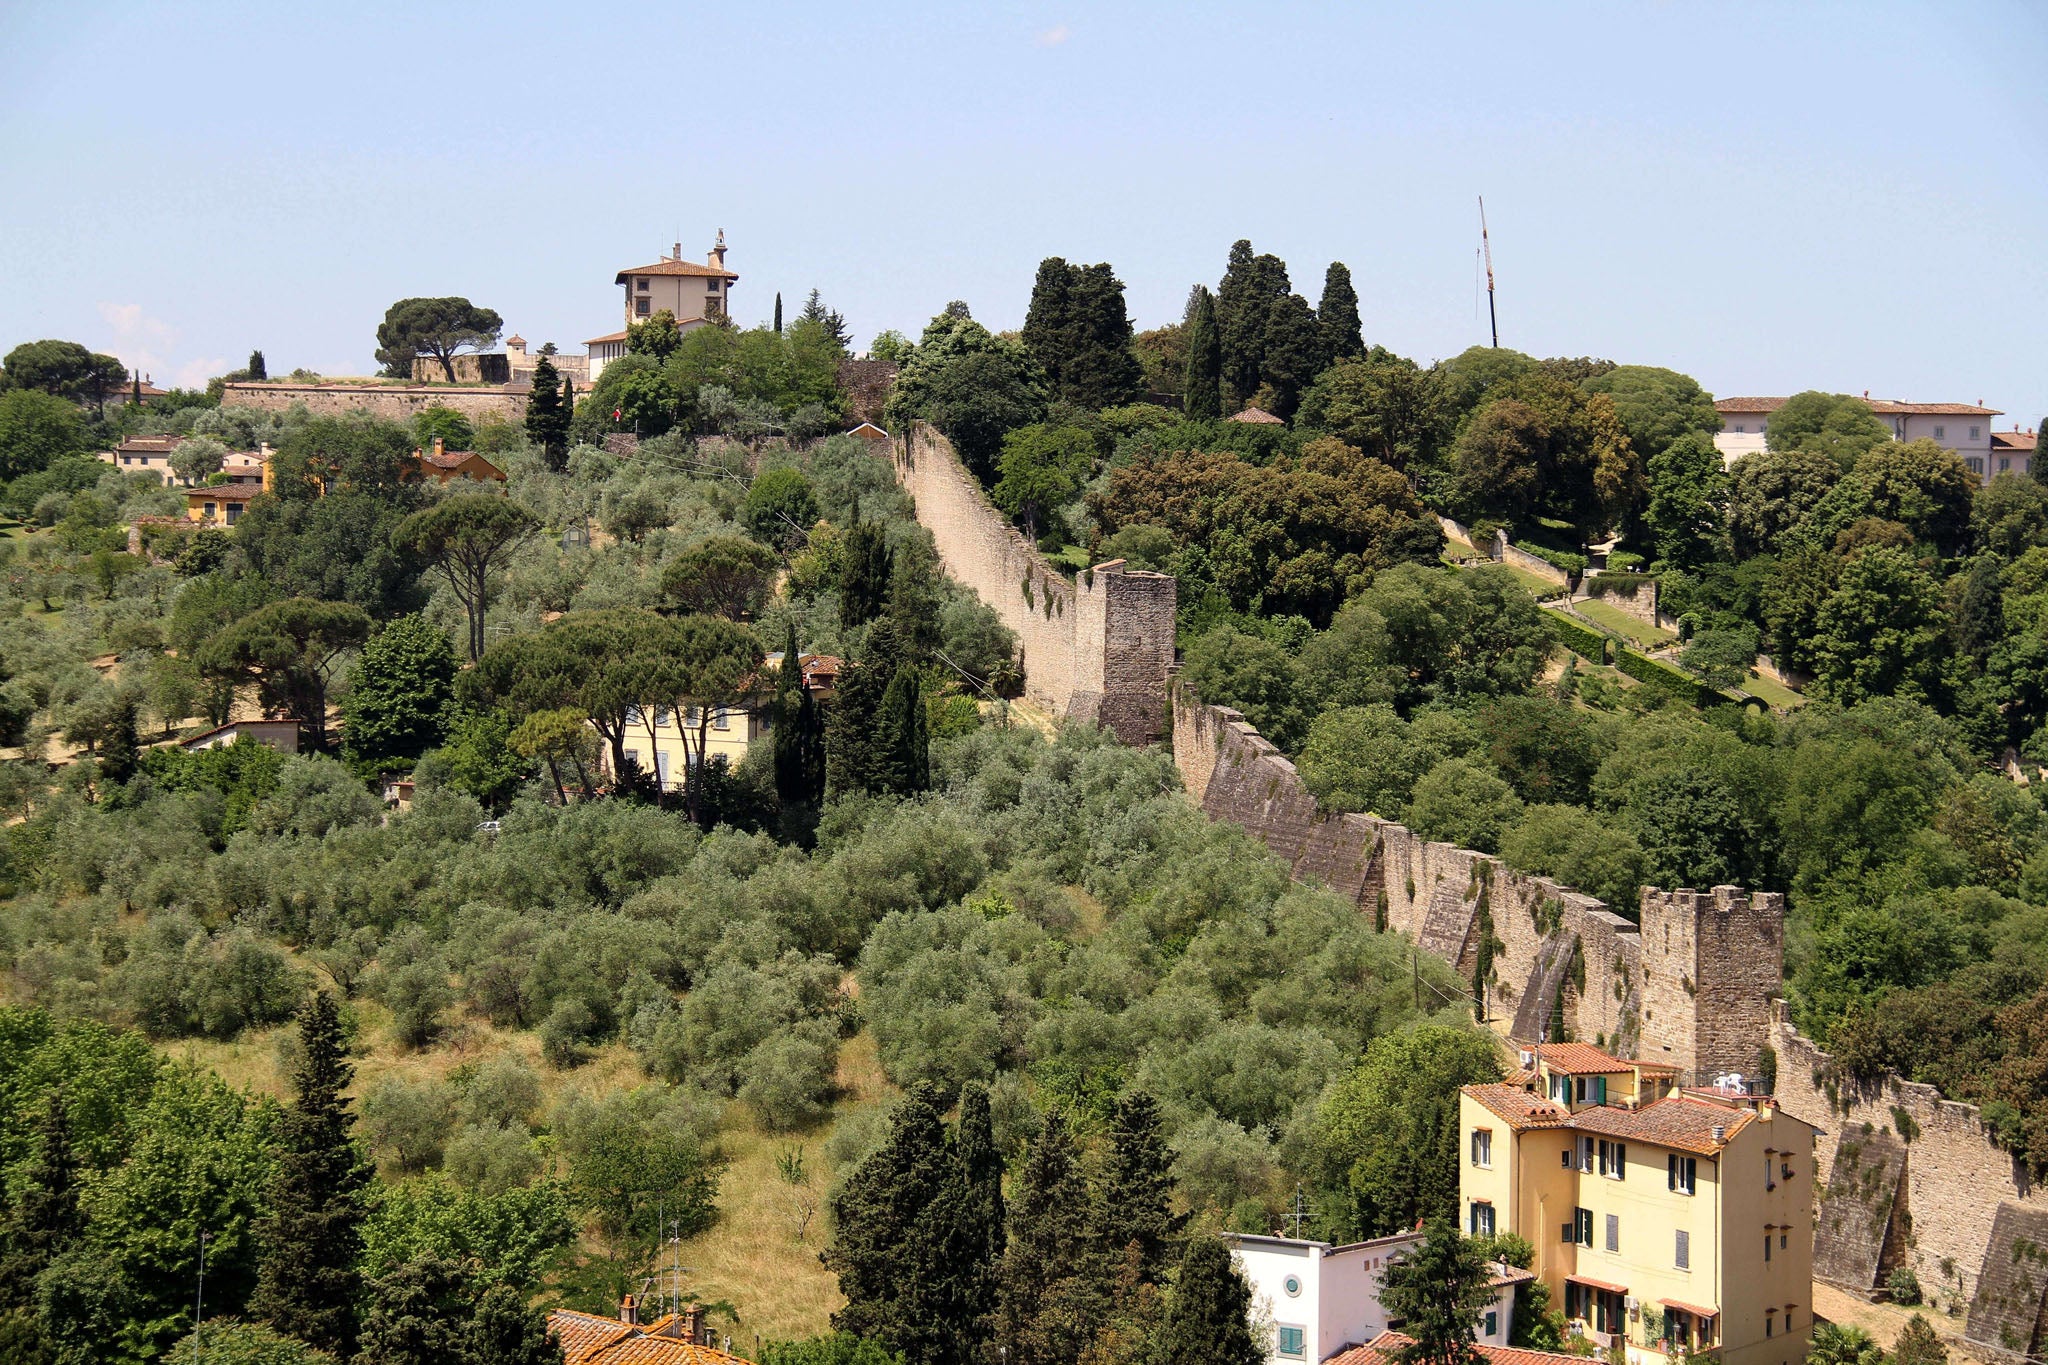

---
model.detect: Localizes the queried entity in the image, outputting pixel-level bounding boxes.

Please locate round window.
[1283,1274,1303,1298]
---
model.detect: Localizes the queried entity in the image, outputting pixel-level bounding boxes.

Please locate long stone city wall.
[891,424,1173,744]
[222,381,530,423]
[1169,683,1782,1082]
[1767,1006,2048,1350]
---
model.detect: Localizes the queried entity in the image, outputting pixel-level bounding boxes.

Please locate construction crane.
[1479,196,1499,349]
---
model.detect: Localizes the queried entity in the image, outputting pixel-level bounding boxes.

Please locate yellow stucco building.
[1459,1043,1818,1365]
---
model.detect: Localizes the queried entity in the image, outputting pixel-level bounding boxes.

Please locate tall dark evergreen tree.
[919,1084,1004,1365]
[253,991,371,1359]
[248,349,268,381]
[0,1090,81,1302]
[2035,419,2048,487]
[1316,263,1364,368]
[97,698,139,789]
[1259,293,1324,420]
[774,622,826,807]
[1156,1236,1260,1365]
[524,354,571,471]
[775,292,784,334]
[1215,240,1290,407]
[839,516,894,630]
[1377,1219,1491,1365]
[995,1111,1102,1365]
[877,666,930,797]
[352,1257,471,1365]
[1183,287,1222,421]
[824,1089,961,1365]
[825,623,897,800]
[798,289,853,350]
[469,1280,562,1365]
[885,541,943,661]
[1023,258,1143,410]
[1097,1090,1185,1282]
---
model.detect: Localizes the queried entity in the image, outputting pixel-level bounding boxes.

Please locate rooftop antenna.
[1479,197,1499,349]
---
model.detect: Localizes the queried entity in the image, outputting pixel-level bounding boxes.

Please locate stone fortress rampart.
[890,425,1175,744]
[222,380,530,424]
[888,409,2042,1362]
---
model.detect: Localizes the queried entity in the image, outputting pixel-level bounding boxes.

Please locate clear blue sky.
[3,1,2043,428]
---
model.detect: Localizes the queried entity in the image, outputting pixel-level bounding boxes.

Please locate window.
[656,751,671,788]
[203,501,218,518]
[654,707,672,728]
[226,504,241,525]
[1470,1201,1496,1238]
[1598,1140,1626,1178]
[1277,1326,1306,1360]
[1572,1207,1594,1246]
[704,297,722,318]
[2002,457,2013,472]
[1283,1275,1302,1298]
[713,708,730,730]
[1484,1312,1498,1339]
[1780,1231,1788,1251]
[1471,1129,1492,1168]
[636,298,651,316]
[637,278,649,292]
[1934,425,1946,440]
[1675,1229,1690,1270]
[1605,1213,1619,1254]
[1968,456,1985,475]
[1971,426,1982,440]
[1732,423,1745,433]
[707,279,722,293]
[1766,1315,1774,1339]
[1765,1153,1776,1191]
[1575,1076,1586,1104]
[1764,1233,1771,1262]
[1669,1155,1696,1195]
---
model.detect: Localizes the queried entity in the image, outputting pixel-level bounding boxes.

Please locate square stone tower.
[1636,886,1786,1083]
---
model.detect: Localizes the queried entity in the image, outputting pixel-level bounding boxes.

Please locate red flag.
[612,408,622,422]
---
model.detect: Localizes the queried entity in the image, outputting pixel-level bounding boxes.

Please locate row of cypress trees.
[823,1087,1263,1365]
[1185,243,1365,420]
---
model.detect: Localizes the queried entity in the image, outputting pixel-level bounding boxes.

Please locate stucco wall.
[891,425,1172,743]
[222,381,529,422]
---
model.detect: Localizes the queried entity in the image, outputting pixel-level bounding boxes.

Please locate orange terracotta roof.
[1464,1083,1571,1130]
[617,259,738,282]
[186,484,262,501]
[1489,1264,1537,1288]
[1536,1042,1637,1075]
[116,436,184,454]
[1993,429,2037,452]
[548,1310,752,1365]
[1659,1298,1720,1319]
[1328,1330,1590,1365]
[1227,406,1285,424]
[1566,1094,1755,1155]
[1716,396,2000,417]
[587,330,630,345]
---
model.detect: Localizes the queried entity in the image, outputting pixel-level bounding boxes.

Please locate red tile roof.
[1465,1083,1571,1130]
[187,484,263,501]
[1716,396,2000,417]
[1567,1274,1632,1295]
[1536,1042,1638,1075]
[1993,429,2037,452]
[1227,406,1285,424]
[617,259,738,282]
[1659,1298,1720,1319]
[1327,1330,1589,1365]
[1564,1094,1755,1155]
[549,1310,752,1365]
[115,436,185,454]
[587,330,630,345]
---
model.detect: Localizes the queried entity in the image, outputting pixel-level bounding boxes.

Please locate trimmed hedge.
[1615,647,1732,708]
[1585,572,1656,600]
[1548,612,1611,663]
[1520,543,1588,577]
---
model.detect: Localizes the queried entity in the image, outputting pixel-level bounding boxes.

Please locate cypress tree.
[97,698,139,789]
[825,622,898,799]
[469,1280,562,1365]
[1183,287,1222,421]
[524,354,570,471]
[2034,419,2048,487]
[885,541,943,661]
[775,292,784,334]
[0,1090,81,1300]
[1156,1236,1261,1365]
[1215,240,1290,408]
[248,349,268,381]
[1065,263,1144,409]
[1260,293,1324,420]
[253,991,371,1359]
[1022,258,1078,396]
[353,1257,472,1365]
[1317,263,1364,369]
[919,1084,1005,1365]
[825,1090,954,1362]
[1377,1219,1490,1365]
[839,515,894,629]
[877,666,929,797]
[995,1110,1103,1365]
[1097,1090,1185,1282]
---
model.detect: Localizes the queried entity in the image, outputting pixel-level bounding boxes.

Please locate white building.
[1991,426,2037,481]
[587,233,738,384]
[1225,1232,1528,1365]
[1714,395,2005,483]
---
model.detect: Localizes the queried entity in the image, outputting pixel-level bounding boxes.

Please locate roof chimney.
[672,241,682,260]
[620,1294,639,1326]
[1711,1124,1726,1144]
[433,436,445,458]
[709,229,727,269]
[683,1303,707,1345]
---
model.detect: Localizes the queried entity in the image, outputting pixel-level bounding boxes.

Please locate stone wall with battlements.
[222,381,530,423]
[1169,680,1782,1080]
[891,424,1173,744]
[1768,1003,2048,1337]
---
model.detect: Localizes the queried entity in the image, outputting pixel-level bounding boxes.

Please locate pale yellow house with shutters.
[1459,1043,1818,1365]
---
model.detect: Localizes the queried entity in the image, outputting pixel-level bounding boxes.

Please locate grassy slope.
[1573,597,1675,647]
